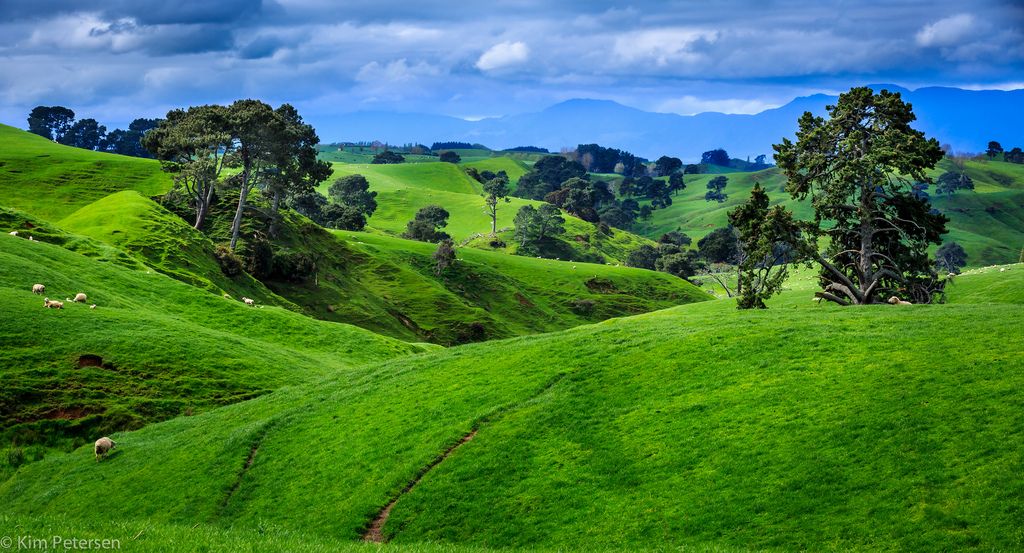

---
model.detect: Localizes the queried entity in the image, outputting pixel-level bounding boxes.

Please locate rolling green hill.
[0,124,169,221]
[3,267,1021,551]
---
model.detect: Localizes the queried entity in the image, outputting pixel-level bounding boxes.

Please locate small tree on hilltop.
[439,151,461,164]
[655,155,682,176]
[986,141,1003,159]
[934,242,968,274]
[403,205,451,243]
[482,175,510,236]
[705,176,728,203]
[728,182,803,309]
[433,238,457,276]
[773,86,948,305]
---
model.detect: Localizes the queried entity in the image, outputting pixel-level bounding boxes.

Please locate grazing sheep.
[94,437,116,462]
[73,293,87,303]
[90,304,97,309]
[887,296,912,305]
[32,283,45,294]
[9,230,17,236]
[43,298,64,309]
[242,297,255,306]
[27,236,35,241]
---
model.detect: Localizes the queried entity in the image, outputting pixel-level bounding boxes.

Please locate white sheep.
[73,293,87,303]
[43,298,64,309]
[32,283,45,294]
[94,437,116,462]
[242,297,255,306]
[887,296,912,305]
[27,236,35,241]
[90,304,97,309]
[9,230,17,236]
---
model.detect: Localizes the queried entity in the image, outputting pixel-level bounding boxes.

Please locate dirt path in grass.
[363,429,478,542]
[362,372,567,543]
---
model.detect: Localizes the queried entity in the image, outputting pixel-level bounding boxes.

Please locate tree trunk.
[491,212,497,236]
[194,184,216,230]
[857,182,875,304]
[229,178,250,250]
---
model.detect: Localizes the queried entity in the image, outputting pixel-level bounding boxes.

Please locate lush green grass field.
[3,267,1021,550]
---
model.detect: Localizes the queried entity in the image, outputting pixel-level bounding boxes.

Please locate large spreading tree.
[773,87,948,305]
[143,105,233,230]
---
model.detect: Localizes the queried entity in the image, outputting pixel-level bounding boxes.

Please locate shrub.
[489,239,507,248]
[213,245,244,277]
[240,235,274,279]
[6,447,25,468]
[570,298,596,315]
[272,251,318,283]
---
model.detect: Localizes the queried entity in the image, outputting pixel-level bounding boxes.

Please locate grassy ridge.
[0,124,169,220]
[4,269,1022,550]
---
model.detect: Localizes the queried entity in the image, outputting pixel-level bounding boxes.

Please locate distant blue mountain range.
[313,85,1023,162]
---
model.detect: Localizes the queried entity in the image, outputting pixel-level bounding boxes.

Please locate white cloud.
[476,41,530,71]
[612,28,718,67]
[915,14,976,47]
[656,95,779,116]
[355,59,442,83]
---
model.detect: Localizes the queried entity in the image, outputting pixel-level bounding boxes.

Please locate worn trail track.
[363,429,478,542]
[362,372,567,542]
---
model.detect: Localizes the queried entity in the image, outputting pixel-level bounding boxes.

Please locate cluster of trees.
[987,141,1024,164]
[431,141,485,150]
[699,148,771,171]
[143,100,331,250]
[502,146,548,153]
[513,204,566,253]
[371,150,405,164]
[513,153,698,233]
[573,143,647,175]
[27,105,159,157]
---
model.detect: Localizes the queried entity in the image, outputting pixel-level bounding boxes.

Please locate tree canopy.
[773,86,947,305]
[403,205,451,243]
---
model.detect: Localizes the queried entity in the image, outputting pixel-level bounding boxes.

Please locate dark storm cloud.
[0,0,1021,132]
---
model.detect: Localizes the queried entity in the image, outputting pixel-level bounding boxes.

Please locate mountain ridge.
[313,85,1023,160]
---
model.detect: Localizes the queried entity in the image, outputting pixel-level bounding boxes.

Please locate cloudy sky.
[1,0,1021,134]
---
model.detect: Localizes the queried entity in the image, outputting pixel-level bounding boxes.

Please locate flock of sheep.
[32,283,95,310]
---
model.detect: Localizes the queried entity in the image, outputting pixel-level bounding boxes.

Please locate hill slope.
[0,232,430,458]
[4,268,1022,550]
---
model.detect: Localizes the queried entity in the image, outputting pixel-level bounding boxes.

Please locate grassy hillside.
[0,232,430,461]
[3,267,1021,550]
[634,159,1024,266]
[59,190,291,306]
[323,160,660,263]
[0,123,169,220]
